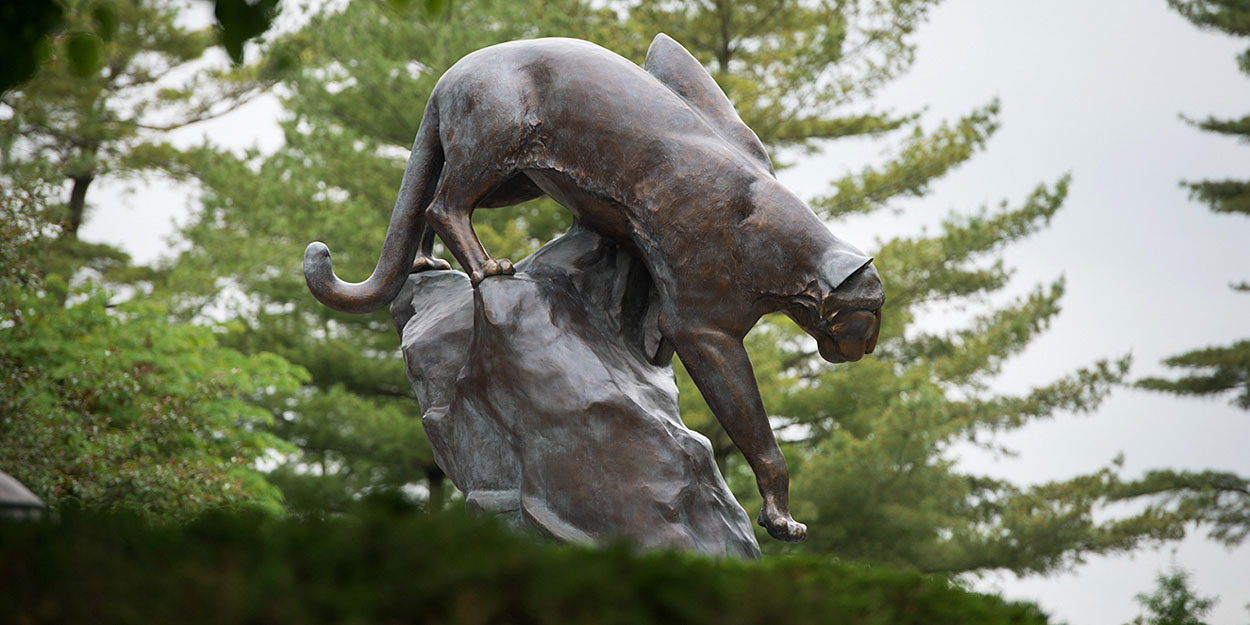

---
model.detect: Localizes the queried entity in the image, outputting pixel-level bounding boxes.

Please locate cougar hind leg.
[412,173,547,274]
[410,224,451,273]
[425,166,523,286]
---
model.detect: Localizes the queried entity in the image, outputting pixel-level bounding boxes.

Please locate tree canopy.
[0,169,305,519]
[1,0,278,285]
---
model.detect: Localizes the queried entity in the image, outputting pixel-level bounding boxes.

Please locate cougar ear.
[821,247,873,292]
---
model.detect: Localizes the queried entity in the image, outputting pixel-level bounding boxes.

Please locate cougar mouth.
[815,308,881,363]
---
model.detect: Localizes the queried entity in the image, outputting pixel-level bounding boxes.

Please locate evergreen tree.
[1139,0,1250,408]
[0,0,273,280]
[1125,0,1250,553]
[1125,566,1217,625]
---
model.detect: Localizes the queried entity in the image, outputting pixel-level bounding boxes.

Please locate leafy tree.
[0,169,305,520]
[0,0,274,281]
[1125,565,1217,625]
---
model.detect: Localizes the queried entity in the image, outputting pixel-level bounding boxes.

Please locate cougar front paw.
[758,506,807,543]
[470,258,515,286]
[487,258,515,276]
[410,255,452,273]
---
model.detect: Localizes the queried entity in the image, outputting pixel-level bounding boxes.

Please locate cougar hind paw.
[410,255,452,273]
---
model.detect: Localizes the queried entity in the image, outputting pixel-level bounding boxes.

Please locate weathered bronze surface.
[393,225,761,558]
[305,34,885,543]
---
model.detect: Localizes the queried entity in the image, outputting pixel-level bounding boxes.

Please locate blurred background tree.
[1140,0,1250,409]
[0,165,304,519]
[1125,565,1218,625]
[1120,0,1250,555]
[0,0,278,95]
[0,0,276,283]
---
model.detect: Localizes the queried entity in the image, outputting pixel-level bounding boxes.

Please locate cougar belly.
[523,168,638,249]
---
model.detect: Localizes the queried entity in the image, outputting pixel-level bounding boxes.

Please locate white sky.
[81,0,1250,623]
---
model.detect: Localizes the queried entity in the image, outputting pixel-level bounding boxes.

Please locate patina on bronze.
[304,34,885,543]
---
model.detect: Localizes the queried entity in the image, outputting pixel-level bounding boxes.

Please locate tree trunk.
[65,174,94,240]
[716,0,733,74]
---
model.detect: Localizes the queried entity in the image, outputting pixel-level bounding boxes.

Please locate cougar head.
[787,244,885,364]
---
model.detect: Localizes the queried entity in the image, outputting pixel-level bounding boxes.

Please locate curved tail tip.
[303,241,335,290]
[304,241,330,264]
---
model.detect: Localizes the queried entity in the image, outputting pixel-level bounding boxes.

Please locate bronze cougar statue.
[304,34,885,543]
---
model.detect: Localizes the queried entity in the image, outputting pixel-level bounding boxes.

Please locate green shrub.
[0,499,1052,625]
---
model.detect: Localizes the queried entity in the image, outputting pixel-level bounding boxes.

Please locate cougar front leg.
[663,321,807,543]
[425,170,516,285]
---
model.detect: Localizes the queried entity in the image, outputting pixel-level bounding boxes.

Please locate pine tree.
[1125,566,1217,625]
[0,0,273,281]
[1124,0,1250,552]
[1139,0,1250,408]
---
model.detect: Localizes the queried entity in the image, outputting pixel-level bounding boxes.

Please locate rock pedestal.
[391,225,760,559]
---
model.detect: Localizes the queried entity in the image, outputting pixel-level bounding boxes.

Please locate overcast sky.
[81,0,1249,623]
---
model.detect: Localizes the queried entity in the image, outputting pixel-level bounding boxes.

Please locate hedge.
[1,498,1052,625]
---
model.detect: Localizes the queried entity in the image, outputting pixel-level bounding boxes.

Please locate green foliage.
[0,0,297,94]
[1167,0,1250,218]
[615,0,927,153]
[1125,566,1217,625]
[1139,342,1250,410]
[1108,470,1250,548]
[0,501,1054,625]
[1,0,271,262]
[1130,0,1250,551]
[0,176,307,520]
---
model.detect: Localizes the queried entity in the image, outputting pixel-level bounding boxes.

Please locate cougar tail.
[303,105,444,314]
